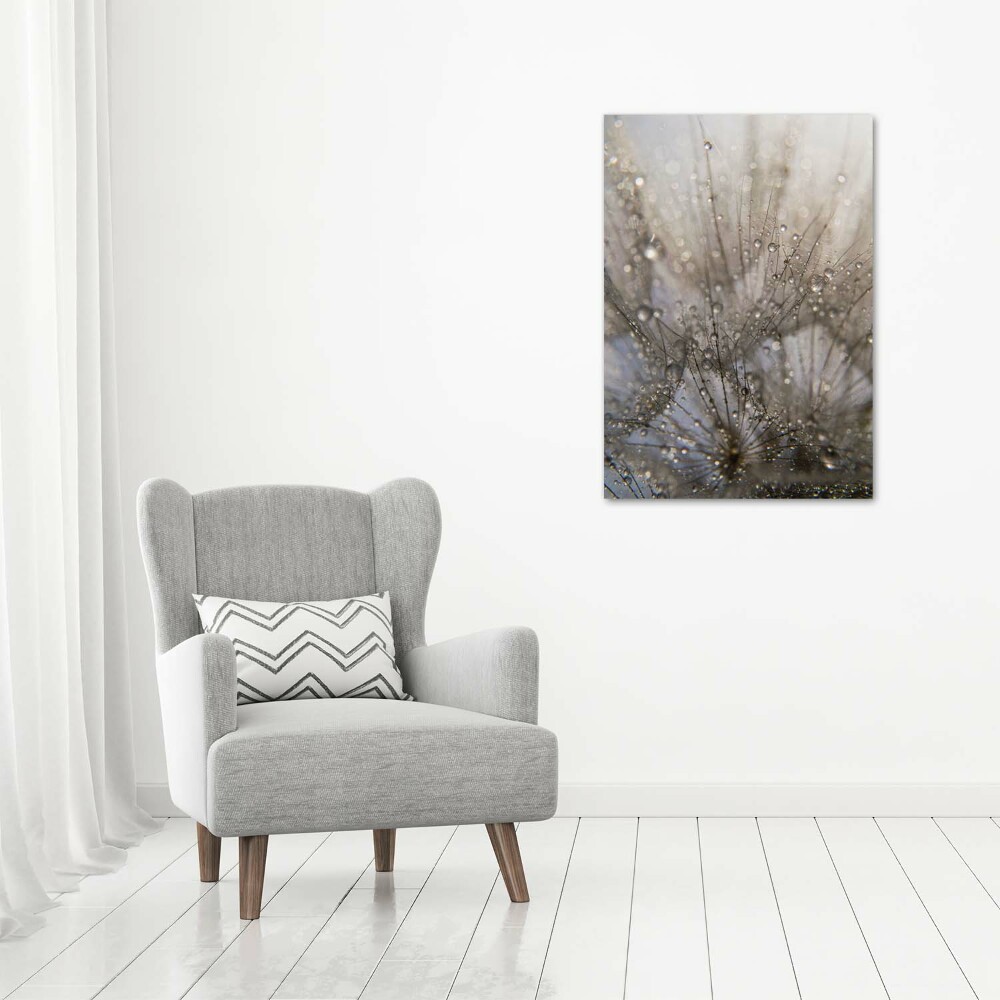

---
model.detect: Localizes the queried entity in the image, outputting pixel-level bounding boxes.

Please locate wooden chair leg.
[197,823,221,882]
[373,829,396,872]
[486,823,529,902]
[239,835,268,920]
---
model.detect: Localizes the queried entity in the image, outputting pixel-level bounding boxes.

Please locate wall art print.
[604,114,873,499]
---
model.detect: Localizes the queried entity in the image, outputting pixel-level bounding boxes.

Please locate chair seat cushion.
[206,699,558,836]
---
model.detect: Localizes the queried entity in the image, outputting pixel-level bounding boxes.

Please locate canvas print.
[604,114,873,499]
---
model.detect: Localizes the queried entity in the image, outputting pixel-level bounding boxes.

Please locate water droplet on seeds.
[634,176,645,187]
[752,238,763,249]
[703,140,713,150]
[712,302,723,314]
[836,173,846,184]
[791,233,802,243]
[767,242,778,253]
[809,276,824,293]
[665,363,683,380]
[779,224,787,233]
[823,267,835,281]
[636,305,652,322]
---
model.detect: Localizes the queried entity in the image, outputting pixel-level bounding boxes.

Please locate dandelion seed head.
[605,114,872,498]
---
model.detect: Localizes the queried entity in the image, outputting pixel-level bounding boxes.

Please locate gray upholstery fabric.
[193,485,375,606]
[138,478,443,660]
[371,478,440,656]
[207,700,557,836]
[137,479,199,654]
[402,627,539,724]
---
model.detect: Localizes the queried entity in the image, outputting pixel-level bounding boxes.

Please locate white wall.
[108,0,1000,808]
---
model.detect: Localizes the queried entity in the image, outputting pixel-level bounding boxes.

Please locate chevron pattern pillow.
[192,591,412,705]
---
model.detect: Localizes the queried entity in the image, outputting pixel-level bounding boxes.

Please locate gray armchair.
[137,478,558,918]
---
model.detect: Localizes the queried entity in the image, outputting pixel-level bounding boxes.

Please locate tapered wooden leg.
[486,823,529,902]
[373,829,396,872]
[197,823,221,882]
[239,835,268,920]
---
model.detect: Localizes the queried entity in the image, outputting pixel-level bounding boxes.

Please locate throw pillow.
[193,591,411,704]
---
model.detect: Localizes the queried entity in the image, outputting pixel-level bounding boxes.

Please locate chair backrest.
[137,478,441,660]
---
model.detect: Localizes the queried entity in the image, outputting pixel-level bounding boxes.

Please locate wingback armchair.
[137,478,558,919]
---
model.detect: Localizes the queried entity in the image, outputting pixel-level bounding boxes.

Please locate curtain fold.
[0,0,160,940]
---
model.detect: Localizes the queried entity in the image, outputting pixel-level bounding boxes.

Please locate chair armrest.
[156,632,237,825]
[401,626,539,724]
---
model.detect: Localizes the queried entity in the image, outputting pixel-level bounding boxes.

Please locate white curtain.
[0,0,160,939]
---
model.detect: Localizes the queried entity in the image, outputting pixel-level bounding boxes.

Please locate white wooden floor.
[3,817,1000,999]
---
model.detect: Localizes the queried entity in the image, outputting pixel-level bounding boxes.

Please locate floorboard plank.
[182,917,327,1000]
[533,818,636,1000]
[7,986,99,999]
[818,818,976,999]
[359,824,500,999]
[274,826,456,999]
[56,820,197,910]
[0,908,114,999]
[699,818,799,1000]
[90,833,324,1000]
[448,818,578,1000]
[758,818,887,1000]
[0,821,196,997]
[936,818,1000,907]
[878,818,1000,999]
[264,830,374,916]
[273,885,420,1000]
[352,827,456,891]
[11,876,210,995]
[623,818,712,1000]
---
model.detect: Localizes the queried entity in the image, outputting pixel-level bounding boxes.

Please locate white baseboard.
[138,782,1000,819]
[555,783,1000,817]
